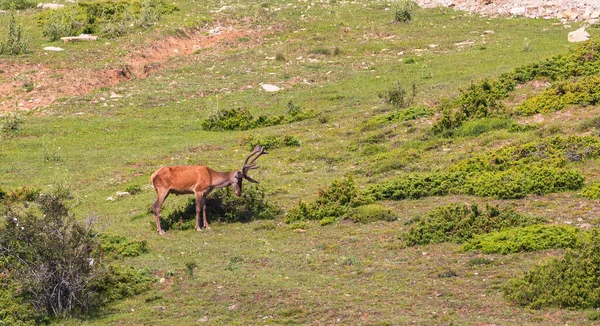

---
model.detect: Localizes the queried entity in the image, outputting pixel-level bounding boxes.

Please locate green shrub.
[37,0,179,40]
[452,136,600,173]
[0,11,29,55]
[285,178,370,224]
[403,203,545,246]
[517,75,600,115]
[0,279,39,325]
[580,181,600,200]
[100,234,148,259]
[124,184,142,195]
[392,0,418,23]
[345,204,399,224]
[242,134,300,151]
[503,230,600,309]
[1,111,25,135]
[162,185,279,230]
[465,166,584,199]
[467,257,494,266]
[90,265,154,305]
[452,117,515,137]
[463,224,587,254]
[432,37,600,135]
[375,106,432,124]
[0,0,36,10]
[201,106,318,131]
[379,81,415,109]
[364,172,466,201]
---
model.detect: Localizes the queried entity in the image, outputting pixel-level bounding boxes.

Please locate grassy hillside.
[1,0,599,324]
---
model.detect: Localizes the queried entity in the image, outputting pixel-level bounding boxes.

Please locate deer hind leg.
[152,189,169,235]
[201,197,210,230]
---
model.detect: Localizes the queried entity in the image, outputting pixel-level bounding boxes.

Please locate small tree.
[0,11,30,55]
[392,0,418,23]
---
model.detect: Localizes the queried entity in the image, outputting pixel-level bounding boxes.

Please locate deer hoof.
[195,227,202,232]
[204,226,211,230]
[158,229,165,235]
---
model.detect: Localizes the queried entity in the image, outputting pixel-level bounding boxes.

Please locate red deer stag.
[150,146,267,235]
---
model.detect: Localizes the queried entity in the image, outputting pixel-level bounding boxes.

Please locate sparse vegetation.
[201,106,318,131]
[392,0,418,23]
[580,181,600,199]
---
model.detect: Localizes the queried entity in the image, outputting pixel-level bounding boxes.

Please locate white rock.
[106,196,115,201]
[510,7,526,16]
[591,11,600,19]
[261,84,281,92]
[110,91,123,99]
[43,46,64,51]
[568,27,590,43]
[116,191,130,197]
[37,3,64,9]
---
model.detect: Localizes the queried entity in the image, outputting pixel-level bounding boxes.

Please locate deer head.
[232,145,268,196]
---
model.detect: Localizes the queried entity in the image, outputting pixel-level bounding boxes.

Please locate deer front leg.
[195,192,204,232]
[152,190,169,235]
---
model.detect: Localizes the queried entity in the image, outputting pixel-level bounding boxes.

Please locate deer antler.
[242,145,267,183]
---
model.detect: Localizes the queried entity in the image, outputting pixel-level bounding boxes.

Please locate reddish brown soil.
[0,28,251,112]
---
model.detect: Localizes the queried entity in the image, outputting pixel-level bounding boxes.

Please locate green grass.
[1,1,599,324]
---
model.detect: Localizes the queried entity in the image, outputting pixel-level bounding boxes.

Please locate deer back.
[151,166,214,193]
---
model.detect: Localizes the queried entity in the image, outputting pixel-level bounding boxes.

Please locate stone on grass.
[568,27,590,43]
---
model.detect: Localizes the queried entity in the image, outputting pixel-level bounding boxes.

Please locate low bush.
[0,0,36,10]
[201,106,318,131]
[285,178,370,224]
[375,106,432,124]
[392,0,418,23]
[452,117,515,138]
[1,111,25,135]
[345,204,399,224]
[580,181,600,200]
[379,81,415,109]
[432,37,600,135]
[38,0,179,40]
[403,203,545,246]
[464,166,584,199]
[90,265,154,305]
[503,230,600,309]
[364,172,466,201]
[242,134,300,151]
[451,135,600,172]
[100,234,148,259]
[463,224,587,254]
[162,185,279,230]
[0,12,29,55]
[516,75,600,115]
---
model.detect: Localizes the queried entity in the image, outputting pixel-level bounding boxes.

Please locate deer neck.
[211,170,237,189]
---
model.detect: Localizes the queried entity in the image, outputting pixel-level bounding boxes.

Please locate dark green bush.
[517,75,600,115]
[503,230,600,309]
[375,106,432,124]
[463,224,588,254]
[0,279,39,325]
[452,136,600,172]
[580,181,600,200]
[345,204,399,224]
[364,172,467,201]
[452,117,515,137]
[100,234,148,259]
[201,106,318,131]
[242,134,300,151]
[124,184,142,195]
[403,203,545,246]
[285,178,370,224]
[90,265,154,305]
[379,81,415,109]
[465,166,584,199]
[162,185,279,230]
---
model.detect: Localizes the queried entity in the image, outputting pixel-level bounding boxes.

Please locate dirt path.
[0,27,252,112]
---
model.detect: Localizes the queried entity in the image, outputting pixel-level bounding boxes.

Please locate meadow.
[0,0,599,324]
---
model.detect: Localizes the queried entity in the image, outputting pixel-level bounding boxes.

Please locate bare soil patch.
[0,27,253,112]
